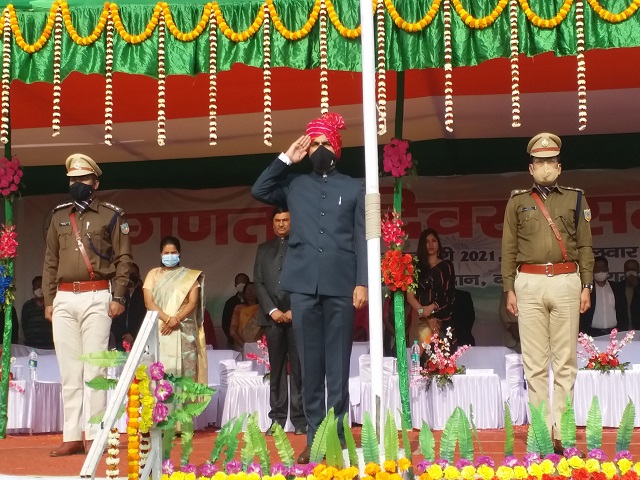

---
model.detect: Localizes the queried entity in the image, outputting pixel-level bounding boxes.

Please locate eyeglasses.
[532,158,559,166]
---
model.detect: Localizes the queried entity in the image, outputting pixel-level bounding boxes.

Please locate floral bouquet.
[0,224,17,306]
[246,335,270,381]
[578,328,635,373]
[0,156,23,198]
[421,327,470,389]
[383,138,413,178]
[381,212,418,293]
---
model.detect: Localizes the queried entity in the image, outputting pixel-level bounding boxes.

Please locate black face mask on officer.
[69,182,94,202]
[309,145,336,173]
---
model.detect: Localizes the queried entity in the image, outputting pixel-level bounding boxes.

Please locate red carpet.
[2,427,640,476]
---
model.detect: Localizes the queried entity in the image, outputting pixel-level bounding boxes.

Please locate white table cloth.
[386,371,504,429]
[355,355,396,425]
[457,346,515,402]
[193,350,240,429]
[7,380,28,433]
[574,369,640,427]
[6,380,64,433]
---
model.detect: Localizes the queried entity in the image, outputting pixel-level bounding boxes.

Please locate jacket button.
[320,229,324,234]
[318,248,323,252]
[321,212,325,216]
[322,194,326,199]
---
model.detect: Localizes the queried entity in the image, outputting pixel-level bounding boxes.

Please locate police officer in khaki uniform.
[42,154,133,457]
[501,133,594,453]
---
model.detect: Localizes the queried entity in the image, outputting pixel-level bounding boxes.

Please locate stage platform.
[2,426,640,478]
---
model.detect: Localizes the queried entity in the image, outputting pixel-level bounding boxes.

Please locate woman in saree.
[229,282,262,350]
[143,236,207,384]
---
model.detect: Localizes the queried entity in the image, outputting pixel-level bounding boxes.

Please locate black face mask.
[69,182,93,201]
[309,145,336,172]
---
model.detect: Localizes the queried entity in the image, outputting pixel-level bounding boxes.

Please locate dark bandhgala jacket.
[254,236,291,327]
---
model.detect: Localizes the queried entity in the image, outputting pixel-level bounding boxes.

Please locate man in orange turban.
[252,112,368,464]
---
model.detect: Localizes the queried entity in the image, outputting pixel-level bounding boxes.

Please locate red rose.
[623,471,639,480]
[572,468,590,480]
[593,472,608,480]
[599,353,608,362]
[445,365,455,375]
[587,362,594,369]
[427,361,437,373]
[610,357,619,367]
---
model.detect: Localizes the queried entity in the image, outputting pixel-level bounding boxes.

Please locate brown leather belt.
[519,262,577,276]
[58,280,110,293]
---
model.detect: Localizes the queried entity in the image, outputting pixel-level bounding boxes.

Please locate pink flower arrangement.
[0,157,23,197]
[383,138,412,178]
[246,335,271,372]
[0,224,17,259]
[578,328,635,373]
[422,327,470,388]
[381,212,406,249]
[152,402,169,423]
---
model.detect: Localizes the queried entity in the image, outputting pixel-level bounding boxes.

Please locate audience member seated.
[221,273,249,349]
[580,256,619,337]
[353,304,369,342]
[613,259,640,331]
[499,291,520,353]
[0,304,18,345]
[230,282,262,350]
[451,289,476,347]
[382,294,411,356]
[111,264,146,351]
[21,275,54,349]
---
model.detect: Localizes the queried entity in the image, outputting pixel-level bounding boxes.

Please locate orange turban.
[305,112,346,160]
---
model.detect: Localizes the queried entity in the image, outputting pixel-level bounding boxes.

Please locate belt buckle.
[72,281,81,293]
[545,262,554,277]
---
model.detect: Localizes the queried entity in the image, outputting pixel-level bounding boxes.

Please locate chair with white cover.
[243,342,267,375]
[457,346,514,402]
[357,355,397,426]
[216,359,238,426]
[505,353,528,424]
[194,349,240,429]
[348,342,370,423]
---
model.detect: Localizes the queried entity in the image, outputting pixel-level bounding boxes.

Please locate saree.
[237,304,262,344]
[150,267,207,384]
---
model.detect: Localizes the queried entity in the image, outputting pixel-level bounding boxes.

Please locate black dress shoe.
[294,425,307,435]
[297,445,311,464]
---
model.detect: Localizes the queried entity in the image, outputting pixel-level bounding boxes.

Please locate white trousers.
[53,290,112,441]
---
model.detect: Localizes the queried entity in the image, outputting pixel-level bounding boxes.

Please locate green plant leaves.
[400,410,412,466]
[384,412,398,462]
[248,413,270,474]
[79,350,129,367]
[224,415,246,467]
[419,421,435,462]
[457,408,473,461]
[440,408,460,463]
[240,426,254,470]
[560,396,576,448]
[272,422,295,467]
[616,398,635,452]
[343,413,359,468]
[528,402,553,455]
[504,402,514,457]
[180,419,195,467]
[310,408,333,463]
[586,396,603,451]
[85,376,118,390]
[362,411,380,465]
[325,415,343,469]
[209,417,236,463]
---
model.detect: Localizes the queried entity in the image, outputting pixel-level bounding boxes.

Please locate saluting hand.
[579,288,591,314]
[353,286,368,310]
[284,135,311,164]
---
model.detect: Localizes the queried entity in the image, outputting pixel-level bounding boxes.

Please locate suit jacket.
[579,281,619,334]
[111,285,146,350]
[451,289,475,346]
[252,157,367,297]
[612,280,640,331]
[254,236,291,327]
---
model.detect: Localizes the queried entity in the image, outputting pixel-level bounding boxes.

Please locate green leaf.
[457,408,474,461]
[272,422,295,468]
[586,396,603,451]
[504,402,514,457]
[88,411,105,425]
[85,376,118,391]
[247,413,271,474]
[399,410,413,467]
[240,426,254,470]
[210,417,236,463]
[162,428,175,460]
[79,350,128,367]
[310,408,333,463]
[439,408,460,464]
[418,421,435,462]
[180,419,195,467]
[469,404,484,456]
[223,414,247,467]
[361,411,380,465]
[343,413,359,468]
[529,402,554,455]
[384,411,399,462]
[325,415,343,469]
[560,396,577,448]
[616,398,635,452]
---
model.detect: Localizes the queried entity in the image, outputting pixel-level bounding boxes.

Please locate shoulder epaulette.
[559,186,585,194]
[52,202,72,212]
[510,189,530,197]
[101,201,124,215]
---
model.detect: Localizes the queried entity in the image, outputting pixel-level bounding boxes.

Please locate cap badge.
[541,138,549,147]
[73,161,82,169]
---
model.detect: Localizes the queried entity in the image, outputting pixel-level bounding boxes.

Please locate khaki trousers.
[52,290,112,442]
[514,271,581,441]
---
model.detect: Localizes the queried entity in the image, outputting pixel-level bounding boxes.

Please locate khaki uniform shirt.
[42,197,133,306]
[501,184,594,292]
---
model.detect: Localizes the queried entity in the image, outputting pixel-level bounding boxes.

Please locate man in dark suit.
[451,289,475,347]
[221,273,249,348]
[613,259,640,331]
[254,206,305,435]
[111,264,147,350]
[252,112,368,464]
[580,256,619,336]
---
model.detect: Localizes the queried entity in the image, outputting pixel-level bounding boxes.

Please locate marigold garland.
[452,0,508,28]
[325,0,361,38]
[588,0,640,22]
[62,0,109,46]
[384,0,442,32]
[127,379,141,480]
[105,427,120,479]
[267,0,320,40]
[164,3,211,41]
[111,2,160,44]
[518,0,574,28]
[135,364,153,434]
[214,1,264,42]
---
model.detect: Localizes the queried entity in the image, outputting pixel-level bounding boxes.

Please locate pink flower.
[152,402,169,423]
[154,379,173,401]
[383,138,412,178]
[149,361,165,381]
[0,224,17,259]
[13,174,20,184]
[9,184,16,192]
[122,341,131,352]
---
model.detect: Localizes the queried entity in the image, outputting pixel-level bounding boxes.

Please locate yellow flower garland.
[384,0,442,32]
[135,365,154,434]
[267,0,320,40]
[452,0,508,28]
[4,0,640,54]
[517,0,574,28]
[127,380,141,480]
[587,0,640,22]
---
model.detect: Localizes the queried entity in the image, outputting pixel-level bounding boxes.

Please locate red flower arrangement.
[0,156,23,198]
[421,327,470,389]
[383,138,412,178]
[381,212,405,248]
[578,328,635,373]
[381,249,415,293]
[0,224,17,259]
